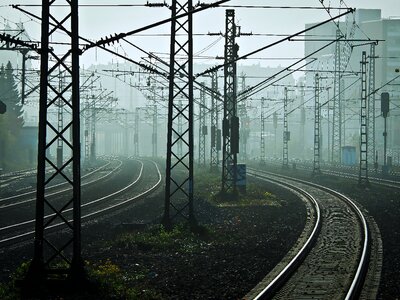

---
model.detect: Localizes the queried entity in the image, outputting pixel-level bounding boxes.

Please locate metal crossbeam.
[359,51,369,185]
[163,0,195,227]
[221,9,239,194]
[313,74,321,175]
[29,0,83,281]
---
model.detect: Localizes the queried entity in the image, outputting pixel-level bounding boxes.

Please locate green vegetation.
[0,261,29,300]
[194,168,282,207]
[86,259,162,300]
[0,260,162,300]
[115,223,212,253]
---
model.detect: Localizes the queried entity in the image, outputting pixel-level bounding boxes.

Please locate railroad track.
[245,168,382,299]
[0,158,162,246]
[263,160,400,189]
[0,159,117,209]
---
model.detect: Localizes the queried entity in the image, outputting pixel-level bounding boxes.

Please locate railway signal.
[381,92,390,176]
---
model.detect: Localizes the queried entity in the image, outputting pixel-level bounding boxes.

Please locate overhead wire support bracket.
[82,0,230,52]
[0,32,38,50]
[195,7,354,78]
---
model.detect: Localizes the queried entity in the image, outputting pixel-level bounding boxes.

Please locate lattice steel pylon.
[90,98,96,162]
[134,107,139,157]
[163,0,195,227]
[239,74,248,161]
[210,71,219,170]
[260,97,266,164]
[28,0,83,282]
[221,9,239,194]
[152,104,158,157]
[84,96,91,162]
[367,43,376,167]
[198,85,206,165]
[282,87,289,168]
[359,51,369,186]
[332,29,342,163]
[313,74,321,175]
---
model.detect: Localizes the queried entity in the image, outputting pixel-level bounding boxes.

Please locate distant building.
[304,9,400,164]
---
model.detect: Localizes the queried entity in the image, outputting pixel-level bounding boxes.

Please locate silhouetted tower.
[282,87,289,168]
[198,85,206,165]
[221,9,239,194]
[90,97,96,162]
[359,51,369,186]
[84,96,91,162]
[332,29,342,163]
[313,74,321,175]
[210,71,219,170]
[29,0,83,281]
[367,43,377,167]
[163,0,195,227]
[260,97,266,164]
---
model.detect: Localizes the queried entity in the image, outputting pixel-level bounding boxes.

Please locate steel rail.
[0,159,142,234]
[248,169,321,299]
[0,159,161,246]
[0,160,116,207]
[264,159,400,189]
[248,167,370,299]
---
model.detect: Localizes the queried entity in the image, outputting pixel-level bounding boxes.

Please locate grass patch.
[86,259,162,300]
[0,261,29,300]
[114,223,213,253]
[194,168,282,207]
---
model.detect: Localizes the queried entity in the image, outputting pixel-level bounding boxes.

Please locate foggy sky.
[1,0,399,71]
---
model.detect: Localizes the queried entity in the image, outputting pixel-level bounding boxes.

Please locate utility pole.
[90,97,96,162]
[210,71,219,170]
[313,74,321,175]
[359,51,369,186]
[273,112,278,158]
[84,96,91,163]
[368,43,377,169]
[239,74,248,161]
[260,97,266,164]
[198,84,207,166]
[163,0,195,227]
[27,0,83,284]
[134,107,140,157]
[152,104,157,158]
[221,9,239,195]
[282,87,289,168]
[332,29,342,163]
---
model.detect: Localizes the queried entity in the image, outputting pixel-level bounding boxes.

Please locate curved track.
[245,168,374,299]
[0,158,162,246]
[265,159,400,189]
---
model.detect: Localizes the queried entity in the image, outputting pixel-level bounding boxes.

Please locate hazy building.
[304,9,400,164]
